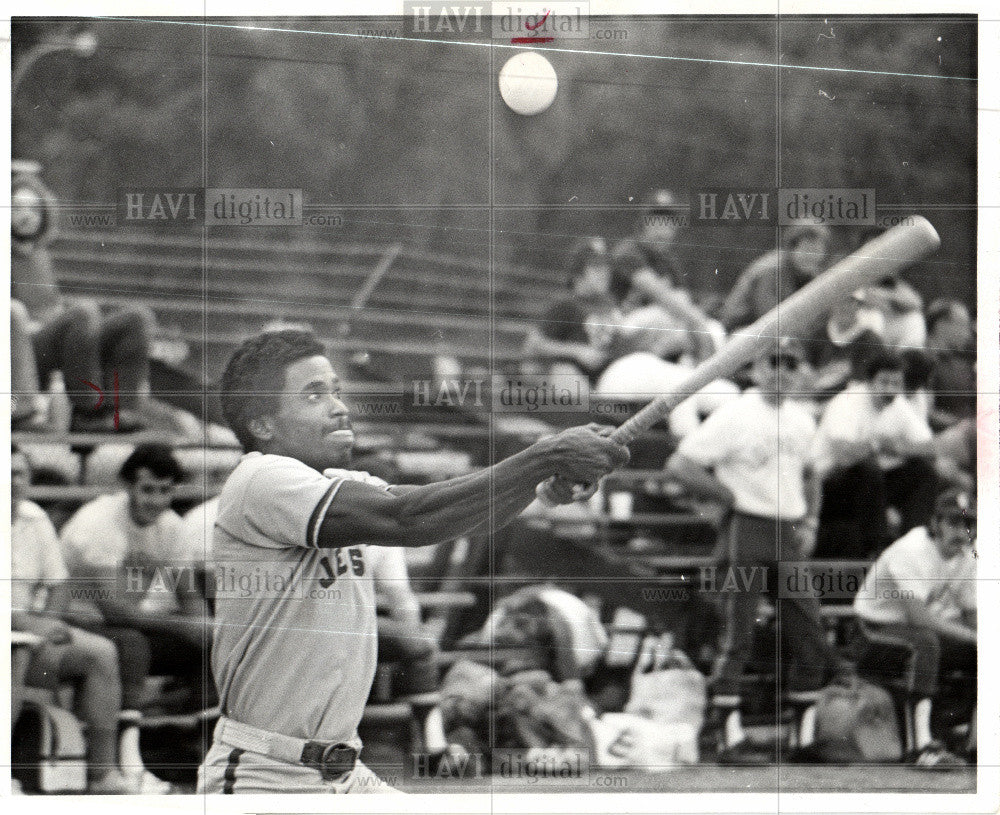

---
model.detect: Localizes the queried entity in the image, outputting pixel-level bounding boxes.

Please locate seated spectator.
[368,545,463,772]
[856,275,926,350]
[11,446,163,793]
[610,188,687,288]
[812,346,936,560]
[60,443,212,698]
[12,214,155,431]
[521,237,622,380]
[925,299,975,430]
[524,230,719,383]
[853,489,976,767]
[614,265,722,364]
[720,222,831,345]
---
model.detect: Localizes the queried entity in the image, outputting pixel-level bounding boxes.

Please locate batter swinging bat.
[536,216,941,505]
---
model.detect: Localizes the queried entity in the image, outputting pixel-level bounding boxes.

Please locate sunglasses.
[767,354,801,371]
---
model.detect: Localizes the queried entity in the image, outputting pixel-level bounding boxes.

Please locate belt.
[216,716,358,782]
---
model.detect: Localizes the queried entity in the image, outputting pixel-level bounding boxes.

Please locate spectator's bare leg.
[11,300,43,422]
[31,301,103,414]
[57,630,123,786]
[100,306,156,412]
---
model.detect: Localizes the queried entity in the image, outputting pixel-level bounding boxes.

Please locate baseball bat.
[536,216,941,505]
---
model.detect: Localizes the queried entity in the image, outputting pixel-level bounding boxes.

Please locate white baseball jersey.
[210,452,390,748]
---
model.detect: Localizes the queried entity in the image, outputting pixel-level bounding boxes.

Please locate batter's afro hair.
[221,330,327,452]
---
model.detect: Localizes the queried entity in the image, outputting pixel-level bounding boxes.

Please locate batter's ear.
[248,415,276,443]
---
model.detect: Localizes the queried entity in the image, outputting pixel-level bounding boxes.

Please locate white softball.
[498,51,558,116]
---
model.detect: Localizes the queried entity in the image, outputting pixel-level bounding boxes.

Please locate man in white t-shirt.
[12,446,169,793]
[667,338,838,761]
[812,345,936,559]
[854,489,976,766]
[61,443,211,682]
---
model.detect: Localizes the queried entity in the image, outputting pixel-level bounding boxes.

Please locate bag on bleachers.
[588,712,698,770]
[624,634,707,732]
[12,700,88,793]
[813,673,903,763]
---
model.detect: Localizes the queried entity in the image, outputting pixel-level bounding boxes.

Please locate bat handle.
[535,422,642,506]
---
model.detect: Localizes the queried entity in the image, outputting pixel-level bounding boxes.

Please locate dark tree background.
[12,15,976,306]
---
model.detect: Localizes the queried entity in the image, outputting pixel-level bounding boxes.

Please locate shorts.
[198,735,401,794]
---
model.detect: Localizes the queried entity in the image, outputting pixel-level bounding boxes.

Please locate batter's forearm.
[389,444,556,545]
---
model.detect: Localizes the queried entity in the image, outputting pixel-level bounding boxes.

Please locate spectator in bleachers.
[720,222,831,357]
[612,261,723,365]
[60,443,212,695]
[925,298,976,430]
[666,338,838,761]
[610,188,687,288]
[524,230,720,387]
[522,237,622,380]
[11,446,159,793]
[853,489,976,767]
[368,545,461,772]
[812,346,936,560]
[857,275,927,351]
[610,189,722,364]
[12,231,156,432]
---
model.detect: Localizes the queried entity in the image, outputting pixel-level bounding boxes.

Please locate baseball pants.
[197,717,402,794]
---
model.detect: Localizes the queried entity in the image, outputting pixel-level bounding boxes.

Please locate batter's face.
[265,355,354,471]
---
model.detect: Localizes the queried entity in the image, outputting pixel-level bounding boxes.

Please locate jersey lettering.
[349,547,365,576]
[318,556,336,588]
[318,548,366,587]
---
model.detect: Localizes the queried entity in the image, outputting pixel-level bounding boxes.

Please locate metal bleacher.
[48,231,562,381]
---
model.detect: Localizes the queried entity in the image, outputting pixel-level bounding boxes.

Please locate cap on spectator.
[934,488,976,519]
[643,189,683,214]
[567,236,610,279]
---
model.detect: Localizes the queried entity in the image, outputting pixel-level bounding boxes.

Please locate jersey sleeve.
[234,458,347,550]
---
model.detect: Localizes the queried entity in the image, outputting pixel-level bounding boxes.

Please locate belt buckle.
[318,742,356,783]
